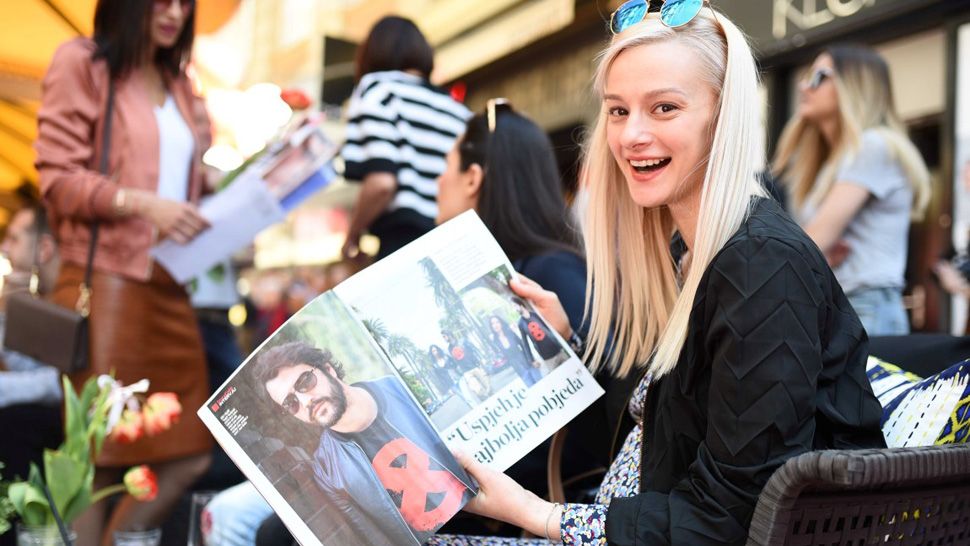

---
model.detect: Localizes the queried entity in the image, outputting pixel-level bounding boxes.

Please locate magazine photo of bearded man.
[251,340,476,546]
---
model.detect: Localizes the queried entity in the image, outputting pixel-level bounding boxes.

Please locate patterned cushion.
[868,357,970,448]
[865,356,923,406]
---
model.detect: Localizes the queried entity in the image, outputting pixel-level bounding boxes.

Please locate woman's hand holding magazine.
[453,450,561,541]
[509,275,571,339]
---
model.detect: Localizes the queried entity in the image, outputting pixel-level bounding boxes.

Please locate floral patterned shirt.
[428,375,650,545]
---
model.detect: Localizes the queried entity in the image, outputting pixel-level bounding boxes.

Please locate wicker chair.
[547,441,970,544]
[746,444,970,545]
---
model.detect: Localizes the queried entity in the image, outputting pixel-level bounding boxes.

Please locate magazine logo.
[210,386,237,412]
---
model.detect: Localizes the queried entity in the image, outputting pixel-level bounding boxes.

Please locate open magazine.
[198,211,604,546]
[153,119,337,284]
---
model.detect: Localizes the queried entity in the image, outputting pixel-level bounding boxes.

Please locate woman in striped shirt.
[340,16,470,261]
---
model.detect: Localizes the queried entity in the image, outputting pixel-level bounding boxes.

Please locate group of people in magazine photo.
[415,298,569,408]
[358,261,569,429]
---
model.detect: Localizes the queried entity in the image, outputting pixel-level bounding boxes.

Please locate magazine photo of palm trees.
[352,258,568,431]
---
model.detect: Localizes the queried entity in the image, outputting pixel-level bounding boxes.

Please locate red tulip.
[142,392,181,436]
[280,88,312,111]
[124,465,158,501]
[110,409,144,444]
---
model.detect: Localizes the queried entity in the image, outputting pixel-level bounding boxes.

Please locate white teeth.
[630,158,666,167]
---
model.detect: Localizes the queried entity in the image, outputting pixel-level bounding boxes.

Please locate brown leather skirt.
[53,262,213,467]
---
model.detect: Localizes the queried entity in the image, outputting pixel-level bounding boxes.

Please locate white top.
[799,129,912,294]
[154,94,194,202]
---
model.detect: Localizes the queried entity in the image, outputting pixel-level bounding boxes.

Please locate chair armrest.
[747,444,970,546]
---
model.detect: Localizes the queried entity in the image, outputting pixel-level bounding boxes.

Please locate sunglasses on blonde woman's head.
[805,68,834,91]
[486,98,512,133]
[610,0,706,34]
[153,0,194,12]
[280,369,317,416]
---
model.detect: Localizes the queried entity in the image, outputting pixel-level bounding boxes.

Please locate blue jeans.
[197,312,244,393]
[203,481,274,546]
[847,287,909,336]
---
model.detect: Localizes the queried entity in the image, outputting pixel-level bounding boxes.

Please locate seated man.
[0,205,63,476]
[250,341,475,546]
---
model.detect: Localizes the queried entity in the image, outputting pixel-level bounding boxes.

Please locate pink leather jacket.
[35,38,211,282]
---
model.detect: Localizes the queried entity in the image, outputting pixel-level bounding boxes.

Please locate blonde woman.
[772,45,930,335]
[428,2,884,545]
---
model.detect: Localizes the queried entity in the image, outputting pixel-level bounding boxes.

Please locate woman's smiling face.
[604,40,718,211]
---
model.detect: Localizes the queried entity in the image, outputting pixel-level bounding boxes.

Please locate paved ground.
[428,366,521,430]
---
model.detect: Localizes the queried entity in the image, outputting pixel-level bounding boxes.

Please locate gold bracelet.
[545,502,561,541]
[113,189,129,217]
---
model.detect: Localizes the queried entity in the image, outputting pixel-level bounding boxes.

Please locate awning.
[0,0,239,196]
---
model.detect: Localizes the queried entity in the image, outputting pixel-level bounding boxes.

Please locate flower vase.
[112,528,161,546]
[16,523,76,546]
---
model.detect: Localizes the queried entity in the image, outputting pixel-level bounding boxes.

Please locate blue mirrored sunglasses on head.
[610,0,706,34]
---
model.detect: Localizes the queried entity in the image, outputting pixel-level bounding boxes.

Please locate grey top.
[801,130,912,294]
[0,312,62,408]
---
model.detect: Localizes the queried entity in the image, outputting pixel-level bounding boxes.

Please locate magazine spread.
[198,211,604,546]
[153,119,337,284]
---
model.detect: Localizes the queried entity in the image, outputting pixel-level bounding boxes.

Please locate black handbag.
[3,82,115,374]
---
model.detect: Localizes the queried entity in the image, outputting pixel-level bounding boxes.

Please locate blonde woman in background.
[772,45,930,335]
[428,2,884,545]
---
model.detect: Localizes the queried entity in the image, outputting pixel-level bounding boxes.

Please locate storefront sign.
[773,0,877,39]
[720,0,934,58]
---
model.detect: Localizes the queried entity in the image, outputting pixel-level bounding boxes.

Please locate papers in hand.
[152,173,286,284]
[152,121,337,284]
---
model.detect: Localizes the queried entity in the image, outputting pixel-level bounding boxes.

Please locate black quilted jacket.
[606,197,886,545]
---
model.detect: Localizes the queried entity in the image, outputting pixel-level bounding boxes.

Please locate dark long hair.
[428,344,448,362]
[250,341,346,408]
[487,314,516,343]
[458,109,581,262]
[354,16,433,82]
[92,0,196,79]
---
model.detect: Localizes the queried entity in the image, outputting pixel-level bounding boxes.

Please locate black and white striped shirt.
[341,70,470,234]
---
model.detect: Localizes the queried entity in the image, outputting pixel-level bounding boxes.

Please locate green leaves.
[7,482,48,526]
[7,466,51,526]
[61,376,87,460]
[5,435,91,528]
[4,376,114,529]
[0,464,17,535]
[43,450,85,524]
[2,374,163,532]
[60,469,92,525]
[89,385,111,458]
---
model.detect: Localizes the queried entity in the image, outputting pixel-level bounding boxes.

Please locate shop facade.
[719,0,970,332]
[456,0,970,332]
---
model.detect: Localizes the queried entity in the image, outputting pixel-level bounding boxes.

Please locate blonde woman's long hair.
[582,9,765,379]
[772,45,930,220]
